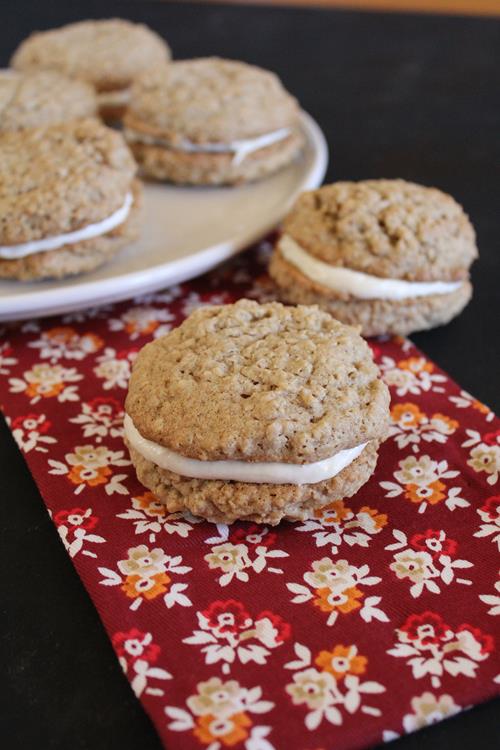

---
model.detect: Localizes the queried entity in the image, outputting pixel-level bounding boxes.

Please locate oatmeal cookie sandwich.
[124,300,390,525]
[0,118,141,280]
[123,58,304,185]
[269,179,478,336]
[11,18,170,120]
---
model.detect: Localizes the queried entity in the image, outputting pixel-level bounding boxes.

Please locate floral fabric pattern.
[0,244,498,750]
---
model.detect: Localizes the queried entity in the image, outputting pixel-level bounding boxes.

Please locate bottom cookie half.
[269,249,472,337]
[127,439,380,525]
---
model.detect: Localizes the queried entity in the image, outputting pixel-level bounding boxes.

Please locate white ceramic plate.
[0,112,328,321]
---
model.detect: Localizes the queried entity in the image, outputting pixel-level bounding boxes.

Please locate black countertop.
[2,2,499,748]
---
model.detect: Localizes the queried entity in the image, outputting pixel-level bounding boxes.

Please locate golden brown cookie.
[11,18,170,120]
[269,180,478,336]
[124,58,305,185]
[125,300,390,524]
[0,69,97,132]
[0,118,140,280]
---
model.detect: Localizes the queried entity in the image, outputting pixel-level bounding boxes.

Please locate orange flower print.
[398,357,433,374]
[391,402,425,428]
[357,506,388,530]
[122,572,171,600]
[135,491,168,518]
[315,644,367,680]
[26,380,65,399]
[472,399,490,416]
[404,481,446,506]
[314,586,364,614]
[194,713,251,747]
[68,464,112,487]
[314,499,351,525]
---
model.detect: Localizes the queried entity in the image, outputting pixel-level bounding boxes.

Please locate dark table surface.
[2,2,499,749]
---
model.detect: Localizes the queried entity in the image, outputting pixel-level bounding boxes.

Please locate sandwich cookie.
[0,118,140,280]
[124,300,390,524]
[10,18,170,120]
[269,180,478,336]
[0,69,97,132]
[123,58,304,185]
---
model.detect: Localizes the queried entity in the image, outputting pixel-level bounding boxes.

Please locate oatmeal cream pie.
[124,300,390,525]
[0,69,97,133]
[11,18,170,120]
[123,58,304,185]
[0,118,140,280]
[269,179,478,336]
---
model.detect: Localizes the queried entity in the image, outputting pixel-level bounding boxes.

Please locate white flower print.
[285,643,385,730]
[54,507,105,558]
[380,455,470,513]
[462,430,500,485]
[479,575,500,616]
[388,402,459,453]
[94,347,137,390]
[386,529,473,597]
[69,397,124,442]
[402,692,461,732]
[165,678,274,750]
[117,491,199,543]
[108,306,175,340]
[48,444,130,495]
[204,526,288,587]
[295,499,387,555]
[449,389,494,422]
[9,413,57,453]
[183,600,290,674]
[388,611,494,687]
[474,496,500,551]
[99,544,192,612]
[9,363,82,404]
[379,355,447,396]
[28,326,104,361]
[287,558,388,626]
[181,292,230,318]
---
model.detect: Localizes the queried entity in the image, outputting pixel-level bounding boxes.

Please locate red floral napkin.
[1,244,499,750]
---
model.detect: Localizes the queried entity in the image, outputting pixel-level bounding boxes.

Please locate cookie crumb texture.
[11,18,170,91]
[0,70,96,132]
[127,438,380,525]
[283,179,478,282]
[126,299,390,464]
[269,249,473,337]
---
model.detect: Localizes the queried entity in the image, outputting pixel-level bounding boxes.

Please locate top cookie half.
[125,300,389,463]
[0,118,136,245]
[124,57,301,143]
[0,69,97,133]
[10,18,170,92]
[283,179,478,282]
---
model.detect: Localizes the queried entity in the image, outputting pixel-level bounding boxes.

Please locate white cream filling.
[97,88,131,107]
[0,192,133,260]
[279,234,464,301]
[124,413,367,485]
[124,126,291,165]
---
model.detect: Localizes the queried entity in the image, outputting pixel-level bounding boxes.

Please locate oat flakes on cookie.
[0,69,97,133]
[11,18,170,120]
[0,118,141,280]
[124,299,390,525]
[269,179,478,336]
[123,58,305,185]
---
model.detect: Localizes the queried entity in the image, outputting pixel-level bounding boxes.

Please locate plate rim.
[0,111,328,321]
